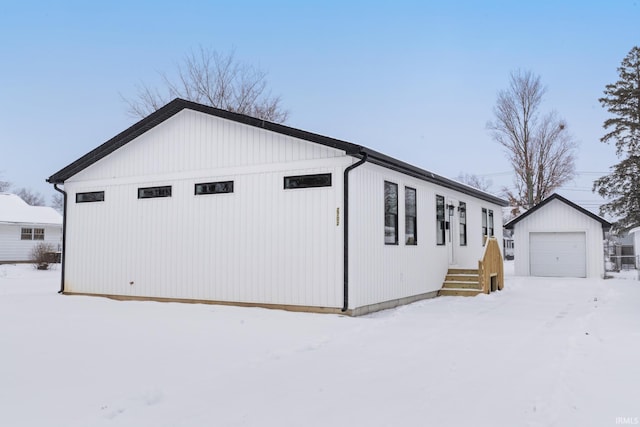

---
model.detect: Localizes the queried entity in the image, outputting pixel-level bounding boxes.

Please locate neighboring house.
[504,193,611,278]
[0,193,63,263]
[47,98,507,315]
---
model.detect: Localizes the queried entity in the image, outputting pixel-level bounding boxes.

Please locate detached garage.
[505,194,611,278]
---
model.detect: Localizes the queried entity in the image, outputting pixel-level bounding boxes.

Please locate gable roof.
[504,193,611,230]
[47,98,507,207]
[0,193,62,225]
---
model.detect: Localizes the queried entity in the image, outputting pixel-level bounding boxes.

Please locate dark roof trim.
[47,98,507,207]
[504,193,611,230]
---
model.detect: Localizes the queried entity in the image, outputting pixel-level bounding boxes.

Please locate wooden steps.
[439,268,483,297]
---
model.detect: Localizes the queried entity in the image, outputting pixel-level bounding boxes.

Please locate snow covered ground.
[1,262,639,427]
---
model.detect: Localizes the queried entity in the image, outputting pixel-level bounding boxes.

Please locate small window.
[436,195,445,245]
[405,187,417,245]
[21,228,32,240]
[384,181,398,245]
[488,210,494,237]
[195,181,234,195]
[33,228,45,240]
[284,173,331,189]
[138,186,172,199]
[482,208,488,238]
[459,201,467,246]
[76,191,105,203]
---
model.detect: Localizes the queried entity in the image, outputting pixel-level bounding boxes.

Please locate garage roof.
[504,193,611,230]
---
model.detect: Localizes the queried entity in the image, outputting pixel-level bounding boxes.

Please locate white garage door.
[529,232,586,278]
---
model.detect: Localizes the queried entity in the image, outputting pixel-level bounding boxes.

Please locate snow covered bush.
[30,242,56,270]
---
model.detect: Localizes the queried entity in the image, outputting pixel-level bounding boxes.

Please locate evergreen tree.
[593,46,640,231]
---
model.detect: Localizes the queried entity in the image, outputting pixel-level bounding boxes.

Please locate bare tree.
[487,70,577,208]
[0,173,10,192]
[51,193,64,213]
[123,47,289,123]
[456,173,492,192]
[16,188,45,206]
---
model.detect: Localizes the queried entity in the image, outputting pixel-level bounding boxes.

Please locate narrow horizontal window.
[138,186,172,199]
[284,173,331,189]
[76,191,105,203]
[195,181,234,195]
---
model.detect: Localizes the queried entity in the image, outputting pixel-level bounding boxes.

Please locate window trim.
[138,185,172,199]
[195,181,234,195]
[405,186,417,245]
[384,181,399,245]
[76,191,105,203]
[284,173,332,189]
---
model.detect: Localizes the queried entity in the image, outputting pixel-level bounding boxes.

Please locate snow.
[1,262,639,427]
[0,193,62,225]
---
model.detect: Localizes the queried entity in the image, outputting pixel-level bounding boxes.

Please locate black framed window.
[405,187,417,245]
[488,209,494,237]
[482,208,488,237]
[195,181,234,195]
[138,186,172,199]
[284,173,331,189]
[459,201,467,246]
[384,181,398,245]
[76,191,105,203]
[436,195,445,245]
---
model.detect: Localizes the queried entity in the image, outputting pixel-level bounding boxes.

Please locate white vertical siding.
[0,223,62,262]
[347,162,504,309]
[512,199,605,278]
[63,110,350,308]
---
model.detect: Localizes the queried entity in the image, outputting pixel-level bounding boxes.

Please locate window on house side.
[459,201,467,246]
[405,187,417,245]
[195,181,234,195]
[488,209,494,237]
[384,181,398,245]
[138,186,172,199]
[284,173,331,189]
[76,191,105,203]
[33,228,45,240]
[21,228,32,240]
[436,195,445,245]
[482,208,488,238]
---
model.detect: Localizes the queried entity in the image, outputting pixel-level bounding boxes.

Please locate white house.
[0,193,63,263]
[47,98,507,315]
[504,193,611,278]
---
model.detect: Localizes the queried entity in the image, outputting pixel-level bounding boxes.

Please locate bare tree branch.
[123,47,289,123]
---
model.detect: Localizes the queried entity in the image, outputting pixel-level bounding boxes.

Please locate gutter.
[53,184,67,294]
[342,152,368,312]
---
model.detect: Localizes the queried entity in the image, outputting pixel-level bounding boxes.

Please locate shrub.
[30,242,56,270]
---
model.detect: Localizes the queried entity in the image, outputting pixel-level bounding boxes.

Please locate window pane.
[405,187,417,245]
[21,228,32,240]
[138,186,172,199]
[436,195,445,245]
[488,210,494,236]
[76,191,105,203]
[284,173,331,189]
[384,181,398,244]
[459,201,467,246]
[195,181,234,195]
[482,208,488,237]
[33,228,45,240]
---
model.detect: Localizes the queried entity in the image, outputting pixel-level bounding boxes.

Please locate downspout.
[53,184,67,294]
[342,152,368,312]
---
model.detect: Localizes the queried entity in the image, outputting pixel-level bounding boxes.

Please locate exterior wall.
[347,162,504,309]
[512,199,605,278]
[0,223,62,262]
[64,109,349,308]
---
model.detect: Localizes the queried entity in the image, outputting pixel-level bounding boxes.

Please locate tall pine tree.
[593,46,640,232]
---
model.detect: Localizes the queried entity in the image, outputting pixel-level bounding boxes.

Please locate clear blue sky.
[1,0,639,214]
